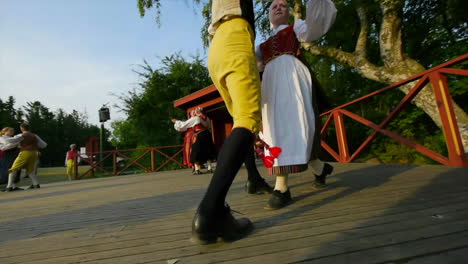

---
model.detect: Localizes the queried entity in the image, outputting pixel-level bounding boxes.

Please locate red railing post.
[90,154,95,178]
[429,72,467,166]
[333,111,350,162]
[112,151,117,176]
[151,148,156,172]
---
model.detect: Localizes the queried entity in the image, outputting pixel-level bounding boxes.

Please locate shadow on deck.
[0,163,467,264]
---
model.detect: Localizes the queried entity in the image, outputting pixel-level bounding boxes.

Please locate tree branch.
[255,3,270,22]
[379,0,404,67]
[301,42,356,67]
[291,0,304,20]
[301,42,393,84]
[355,5,369,61]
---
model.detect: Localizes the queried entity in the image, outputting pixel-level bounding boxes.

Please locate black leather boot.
[245,178,273,194]
[191,205,253,244]
[265,189,292,210]
[314,163,333,188]
[191,211,218,244]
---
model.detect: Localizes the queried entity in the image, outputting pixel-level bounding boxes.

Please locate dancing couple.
[188,0,337,244]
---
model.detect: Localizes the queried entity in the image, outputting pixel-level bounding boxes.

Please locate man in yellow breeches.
[191,0,263,244]
[5,123,47,192]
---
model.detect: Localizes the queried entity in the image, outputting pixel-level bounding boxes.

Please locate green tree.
[112,53,212,149]
[137,0,468,152]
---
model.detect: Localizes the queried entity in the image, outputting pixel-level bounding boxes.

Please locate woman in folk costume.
[0,127,22,185]
[172,107,216,174]
[182,109,196,172]
[65,144,80,181]
[256,0,337,209]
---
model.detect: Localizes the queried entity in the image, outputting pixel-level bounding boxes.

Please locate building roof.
[173,85,224,110]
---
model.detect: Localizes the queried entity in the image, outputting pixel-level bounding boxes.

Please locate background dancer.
[172,107,216,174]
[65,144,80,181]
[5,124,47,192]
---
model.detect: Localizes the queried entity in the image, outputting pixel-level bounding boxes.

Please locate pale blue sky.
[0,0,207,124]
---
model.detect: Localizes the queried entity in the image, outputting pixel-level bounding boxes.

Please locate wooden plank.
[8,202,468,264]
[2,182,468,255]
[0,164,466,264]
[3,189,467,262]
[404,246,468,264]
[215,221,468,264]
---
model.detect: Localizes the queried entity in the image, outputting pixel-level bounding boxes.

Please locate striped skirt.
[268,163,308,176]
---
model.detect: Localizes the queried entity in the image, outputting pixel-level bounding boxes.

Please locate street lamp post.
[98,105,111,162]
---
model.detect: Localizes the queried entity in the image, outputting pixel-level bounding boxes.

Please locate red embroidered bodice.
[194,124,205,131]
[67,150,79,161]
[194,115,208,131]
[260,24,301,65]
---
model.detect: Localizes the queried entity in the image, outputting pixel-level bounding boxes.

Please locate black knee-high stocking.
[244,146,263,183]
[198,128,254,216]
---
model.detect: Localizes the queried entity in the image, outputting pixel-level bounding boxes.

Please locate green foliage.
[134,0,467,165]
[112,53,212,149]
[137,0,162,24]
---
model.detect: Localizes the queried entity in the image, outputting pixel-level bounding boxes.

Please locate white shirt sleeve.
[255,45,265,72]
[174,116,202,132]
[294,0,337,43]
[36,135,47,149]
[0,134,23,151]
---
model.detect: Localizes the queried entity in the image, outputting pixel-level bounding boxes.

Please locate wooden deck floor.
[0,163,467,264]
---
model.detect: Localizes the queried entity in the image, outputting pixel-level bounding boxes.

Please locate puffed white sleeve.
[36,135,47,149]
[174,117,202,132]
[294,0,337,43]
[255,45,265,72]
[0,134,23,151]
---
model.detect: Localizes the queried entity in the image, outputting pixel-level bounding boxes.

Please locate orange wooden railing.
[75,145,184,179]
[320,54,468,167]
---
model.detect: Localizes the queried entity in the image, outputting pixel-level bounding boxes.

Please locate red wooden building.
[173,85,231,152]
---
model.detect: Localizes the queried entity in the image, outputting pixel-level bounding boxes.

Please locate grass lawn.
[1,163,185,189]
[0,166,94,188]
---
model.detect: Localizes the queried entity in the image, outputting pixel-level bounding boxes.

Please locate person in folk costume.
[183,109,196,172]
[172,107,216,174]
[189,0,273,244]
[65,144,81,181]
[255,0,337,209]
[0,127,22,186]
[192,107,218,173]
[4,123,47,192]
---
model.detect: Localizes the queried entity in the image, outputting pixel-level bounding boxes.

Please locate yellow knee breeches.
[9,150,38,175]
[208,18,261,134]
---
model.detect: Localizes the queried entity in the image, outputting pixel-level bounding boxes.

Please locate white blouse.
[0,134,23,151]
[174,116,211,132]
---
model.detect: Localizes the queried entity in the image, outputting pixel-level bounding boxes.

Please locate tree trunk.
[300,0,468,153]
